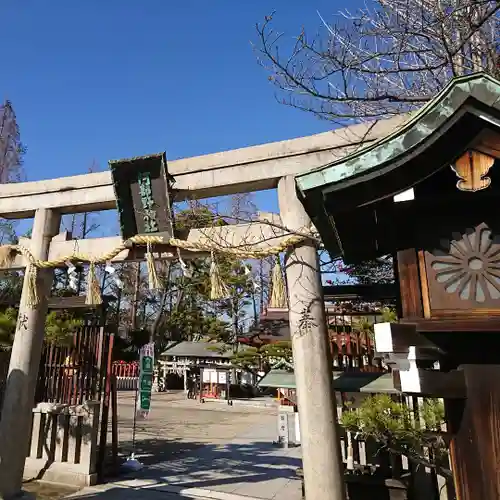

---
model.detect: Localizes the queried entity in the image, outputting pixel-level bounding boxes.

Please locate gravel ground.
[113,391,278,463]
[23,391,280,498]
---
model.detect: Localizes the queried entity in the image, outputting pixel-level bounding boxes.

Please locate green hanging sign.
[137,342,155,417]
[109,152,175,241]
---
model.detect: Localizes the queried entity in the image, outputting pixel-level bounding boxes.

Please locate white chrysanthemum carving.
[431,225,500,302]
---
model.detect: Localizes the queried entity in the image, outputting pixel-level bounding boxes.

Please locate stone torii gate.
[0,117,403,499]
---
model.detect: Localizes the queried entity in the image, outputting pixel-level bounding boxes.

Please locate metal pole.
[131,368,139,457]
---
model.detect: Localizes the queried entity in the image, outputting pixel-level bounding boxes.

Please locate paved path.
[71,393,303,500]
[69,485,214,499]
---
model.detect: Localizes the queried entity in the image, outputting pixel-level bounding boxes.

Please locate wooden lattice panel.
[423,223,500,315]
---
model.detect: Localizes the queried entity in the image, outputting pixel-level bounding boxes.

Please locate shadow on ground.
[116,437,205,466]
[70,487,207,499]
[111,438,302,491]
[23,480,79,500]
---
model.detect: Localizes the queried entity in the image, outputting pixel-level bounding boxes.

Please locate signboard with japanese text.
[137,342,155,418]
[109,153,174,241]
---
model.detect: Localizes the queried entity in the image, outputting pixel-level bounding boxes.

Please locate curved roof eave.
[296,73,500,194]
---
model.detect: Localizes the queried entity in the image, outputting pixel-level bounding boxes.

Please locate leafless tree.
[0,101,26,239]
[0,101,26,298]
[0,100,25,183]
[256,0,500,125]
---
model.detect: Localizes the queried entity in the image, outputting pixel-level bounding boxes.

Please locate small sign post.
[278,410,290,448]
[137,342,155,418]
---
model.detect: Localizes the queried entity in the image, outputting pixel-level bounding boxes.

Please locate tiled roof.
[259,369,398,393]
[160,341,233,359]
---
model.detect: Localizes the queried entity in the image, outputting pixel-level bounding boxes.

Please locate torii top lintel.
[296,73,500,260]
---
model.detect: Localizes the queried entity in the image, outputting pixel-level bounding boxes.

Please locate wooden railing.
[22,324,116,485]
[36,324,111,405]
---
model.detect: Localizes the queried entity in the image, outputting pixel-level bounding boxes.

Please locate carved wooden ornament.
[451,150,495,192]
[430,224,500,304]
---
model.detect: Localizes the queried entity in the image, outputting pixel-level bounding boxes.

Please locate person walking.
[187,374,196,399]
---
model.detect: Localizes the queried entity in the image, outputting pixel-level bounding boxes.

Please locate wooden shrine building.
[296,73,500,500]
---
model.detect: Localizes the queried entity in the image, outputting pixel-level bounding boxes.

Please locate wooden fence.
[0,323,116,485]
[35,322,112,406]
[33,322,116,482]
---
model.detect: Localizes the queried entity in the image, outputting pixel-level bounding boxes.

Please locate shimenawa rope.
[269,256,287,309]
[2,230,314,309]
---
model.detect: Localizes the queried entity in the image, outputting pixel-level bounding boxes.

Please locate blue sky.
[3,1,353,236]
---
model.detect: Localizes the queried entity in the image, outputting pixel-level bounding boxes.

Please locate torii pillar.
[278,176,346,500]
[0,208,61,498]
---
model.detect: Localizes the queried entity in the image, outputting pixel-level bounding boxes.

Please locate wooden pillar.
[0,208,60,499]
[278,176,346,500]
[446,365,500,500]
[395,249,423,319]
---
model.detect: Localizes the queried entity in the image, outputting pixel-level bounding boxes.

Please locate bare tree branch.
[256,1,500,125]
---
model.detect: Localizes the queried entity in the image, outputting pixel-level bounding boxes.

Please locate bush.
[44,311,83,347]
[340,394,451,477]
[0,308,17,350]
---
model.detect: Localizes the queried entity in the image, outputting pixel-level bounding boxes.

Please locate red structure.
[112,360,139,378]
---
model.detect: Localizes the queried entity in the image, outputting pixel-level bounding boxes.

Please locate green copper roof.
[296,73,500,193]
[258,369,399,394]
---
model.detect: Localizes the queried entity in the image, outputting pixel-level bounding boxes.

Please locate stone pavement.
[68,485,215,499]
[70,395,303,500]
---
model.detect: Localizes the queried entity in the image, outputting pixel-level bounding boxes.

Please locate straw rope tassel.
[23,263,40,309]
[146,242,160,290]
[269,255,287,308]
[210,252,229,300]
[0,230,315,271]
[0,245,16,269]
[85,261,103,305]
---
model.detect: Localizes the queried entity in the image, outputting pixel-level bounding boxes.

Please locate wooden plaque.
[109,152,174,241]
